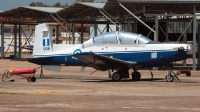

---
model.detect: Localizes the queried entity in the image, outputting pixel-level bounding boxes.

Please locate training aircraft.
[26,23,191,82]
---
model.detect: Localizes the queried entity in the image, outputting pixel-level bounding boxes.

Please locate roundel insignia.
[73,49,82,54]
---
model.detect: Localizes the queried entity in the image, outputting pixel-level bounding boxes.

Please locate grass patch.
[0,92,9,94]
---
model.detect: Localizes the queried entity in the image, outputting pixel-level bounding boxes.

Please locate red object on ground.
[2,68,37,82]
[10,68,35,75]
[180,69,190,74]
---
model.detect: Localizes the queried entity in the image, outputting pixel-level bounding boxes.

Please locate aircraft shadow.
[81,78,199,83]
[15,77,198,83]
[81,78,165,82]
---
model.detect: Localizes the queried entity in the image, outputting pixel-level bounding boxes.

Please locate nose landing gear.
[165,68,191,82]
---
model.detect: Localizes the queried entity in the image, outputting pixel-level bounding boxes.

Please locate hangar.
[0,0,200,70]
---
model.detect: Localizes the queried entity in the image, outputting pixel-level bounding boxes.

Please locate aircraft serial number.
[43,47,50,51]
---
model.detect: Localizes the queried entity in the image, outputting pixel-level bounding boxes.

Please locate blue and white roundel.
[73,49,82,54]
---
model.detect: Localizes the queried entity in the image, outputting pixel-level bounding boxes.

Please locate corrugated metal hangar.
[0,0,200,70]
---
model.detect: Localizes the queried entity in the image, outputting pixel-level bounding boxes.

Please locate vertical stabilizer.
[33,23,53,56]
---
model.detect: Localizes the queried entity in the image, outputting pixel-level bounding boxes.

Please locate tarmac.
[0,55,200,112]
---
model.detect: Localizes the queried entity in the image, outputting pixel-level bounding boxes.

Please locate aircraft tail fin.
[33,23,53,56]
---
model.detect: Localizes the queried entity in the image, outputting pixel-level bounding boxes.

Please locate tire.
[112,72,121,81]
[31,77,36,82]
[166,75,174,82]
[27,77,32,82]
[132,72,141,81]
[186,72,191,77]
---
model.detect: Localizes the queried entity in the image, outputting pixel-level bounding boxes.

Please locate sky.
[0,0,107,11]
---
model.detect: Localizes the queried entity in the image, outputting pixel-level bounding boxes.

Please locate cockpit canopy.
[93,31,155,44]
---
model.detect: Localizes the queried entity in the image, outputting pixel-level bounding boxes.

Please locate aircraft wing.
[73,52,137,70]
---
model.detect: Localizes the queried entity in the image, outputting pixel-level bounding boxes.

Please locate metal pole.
[183,22,187,66]
[18,24,21,58]
[1,23,4,59]
[165,22,169,41]
[94,24,97,36]
[155,15,159,42]
[198,22,200,67]
[107,23,109,32]
[56,25,59,44]
[72,23,75,44]
[81,23,83,44]
[14,24,17,58]
[193,14,197,70]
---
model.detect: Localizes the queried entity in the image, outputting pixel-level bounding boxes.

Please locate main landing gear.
[111,72,121,81]
[110,67,141,81]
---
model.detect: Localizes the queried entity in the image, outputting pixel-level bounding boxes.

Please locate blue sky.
[0,0,107,11]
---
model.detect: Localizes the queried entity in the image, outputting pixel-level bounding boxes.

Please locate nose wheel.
[165,75,174,82]
[165,68,175,82]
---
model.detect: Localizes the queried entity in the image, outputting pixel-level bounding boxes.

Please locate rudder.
[33,23,53,56]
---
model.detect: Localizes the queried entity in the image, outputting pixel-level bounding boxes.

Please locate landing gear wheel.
[27,77,32,82]
[186,72,191,77]
[166,75,174,82]
[31,77,36,82]
[112,72,121,81]
[132,72,141,81]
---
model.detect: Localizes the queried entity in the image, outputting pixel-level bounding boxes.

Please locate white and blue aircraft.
[27,23,191,82]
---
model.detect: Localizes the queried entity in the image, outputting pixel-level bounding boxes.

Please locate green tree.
[61,3,69,8]
[29,2,69,8]
[75,0,94,2]
[29,2,35,6]
[35,2,45,7]
[53,2,62,7]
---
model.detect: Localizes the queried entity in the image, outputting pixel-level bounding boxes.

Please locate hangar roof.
[76,2,105,9]
[57,3,106,22]
[118,0,200,3]
[0,7,63,24]
[0,6,62,16]
[21,6,63,13]
[0,0,200,24]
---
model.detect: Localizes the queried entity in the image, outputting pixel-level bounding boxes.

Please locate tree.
[29,2,36,6]
[35,2,45,7]
[61,3,69,8]
[53,2,62,7]
[75,0,94,2]
[29,2,69,8]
